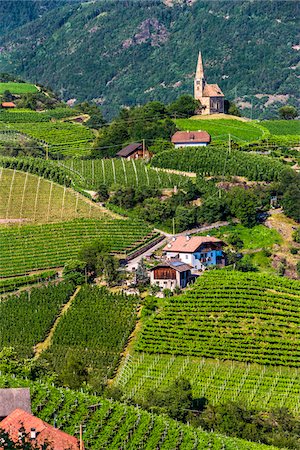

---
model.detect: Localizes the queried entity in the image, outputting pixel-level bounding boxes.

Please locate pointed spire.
[195,51,204,79]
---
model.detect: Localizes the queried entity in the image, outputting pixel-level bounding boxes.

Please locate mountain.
[0,0,299,118]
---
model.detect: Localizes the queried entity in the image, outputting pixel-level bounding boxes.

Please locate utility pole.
[80,424,83,450]
[142,139,145,159]
[45,144,49,160]
[172,217,175,236]
[250,98,253,120]
[228,133,231,153]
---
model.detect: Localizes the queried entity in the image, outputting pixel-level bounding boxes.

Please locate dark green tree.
[278,105,298,120]
[168,94,201,118]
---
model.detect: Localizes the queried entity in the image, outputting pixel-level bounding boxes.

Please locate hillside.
[0,0,299,118]
[137,271,300,366]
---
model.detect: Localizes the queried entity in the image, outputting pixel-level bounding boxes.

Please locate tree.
[168,94,201,118]
[63,259,86,285]
[97,184,109,202]
[2,90,13,102]
[135,258,149,286]
[149,138,174,154]
[60,355,88,389]
[282,185,300,222]
[227,101,241,117]
[228,188,258,227]
[278,105,298,120]
[79,240,110,273]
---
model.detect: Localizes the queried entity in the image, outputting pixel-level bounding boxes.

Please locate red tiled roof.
[164,235,223,253]
[1,102,16,108]
[203,84,224,97]
[0,409,81,450]
[171,131,211,144]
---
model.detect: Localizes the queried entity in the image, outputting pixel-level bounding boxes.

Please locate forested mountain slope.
[0,0,299,118]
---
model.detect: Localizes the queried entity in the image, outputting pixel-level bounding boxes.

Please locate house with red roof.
[171,130,211,148]
[0,408,82,450]
[164,235,225,271]
[1,102,16,108]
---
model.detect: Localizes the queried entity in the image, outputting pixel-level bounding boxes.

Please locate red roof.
[164,235,223,253]
[1,102,16,108]
[203,83,224,97]
[0,409,81,450]
[171,131,211,144]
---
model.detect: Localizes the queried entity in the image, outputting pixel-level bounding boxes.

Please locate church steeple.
[194,50,205,100]
[195,51,204,79]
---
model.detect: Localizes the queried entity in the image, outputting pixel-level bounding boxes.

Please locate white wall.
[174,142,208,148]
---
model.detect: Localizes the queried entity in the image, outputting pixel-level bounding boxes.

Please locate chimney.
[167,243,172,248]
[30,428,37,440]
[172,237,176,241]
[186,235,190,241]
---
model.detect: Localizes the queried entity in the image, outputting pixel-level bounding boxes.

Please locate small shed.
[149,260,192,291]
[171,131,211,148]
[116,143,151,160]
[1,102,16,109]
[0,388,31,420]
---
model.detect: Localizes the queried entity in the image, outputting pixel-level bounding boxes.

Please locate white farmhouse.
[164,235,224,271]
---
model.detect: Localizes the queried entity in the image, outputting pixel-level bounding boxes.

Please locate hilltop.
[0,0,299,118]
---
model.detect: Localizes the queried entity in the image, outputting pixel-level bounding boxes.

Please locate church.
[194,51,224,115]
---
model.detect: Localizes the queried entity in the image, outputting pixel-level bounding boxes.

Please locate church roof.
[195,51,204,79]
[203,83,224,97]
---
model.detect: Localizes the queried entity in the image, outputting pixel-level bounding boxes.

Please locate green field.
[0,376,280,450]
[45,285,138,379]
[0,82,38,94]
[175,118,264,142]
[0,219,158,277]
[116,353,300,414]
[59,158,190,190]
[0,282,75,358]
[198,224,282,250]
[137,271,300,366]
[0,168,112,223]
[262,120,300,136]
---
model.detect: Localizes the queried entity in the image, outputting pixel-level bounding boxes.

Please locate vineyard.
[115,353,300,414]
[0,270,56,294]
[0,281,75,358]
[0,376,280,450]
[2,122,94,156]
[152,146,287,181]
[59,158,191,190]
[45,285,138,379]
[0,219,158,277]
[261,120,300,137]
[174,118,265,143]
[0,168,113,223]
[0,108,77,123]
[0,82,38,94]
[137,271,300,366]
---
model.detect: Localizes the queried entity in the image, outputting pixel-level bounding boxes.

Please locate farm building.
[194,51,224,115]
[171,130,211,148]
[0,388,31,420]
[149,260,192,290]
[116,142,152,160]
[164,235,225,271]
[0,408,82,450]
[1,101,16,108]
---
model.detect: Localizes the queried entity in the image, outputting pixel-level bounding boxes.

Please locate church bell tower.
[194,51,205,100]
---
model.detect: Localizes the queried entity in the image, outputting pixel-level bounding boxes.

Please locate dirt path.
[33,285,81,359]
[154,167,196,178]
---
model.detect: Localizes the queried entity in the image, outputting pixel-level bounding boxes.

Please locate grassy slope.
[0,168,111,223]
[0,82,38,94]
[174,118,264,142]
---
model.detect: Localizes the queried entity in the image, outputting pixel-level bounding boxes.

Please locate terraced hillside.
[137,271,300,366]
[59,158,190,190]
[0,219,158,277]
[115,354,300,415]
[152,146,287,181]
[0,168,111,223]
[0,376,280,450]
